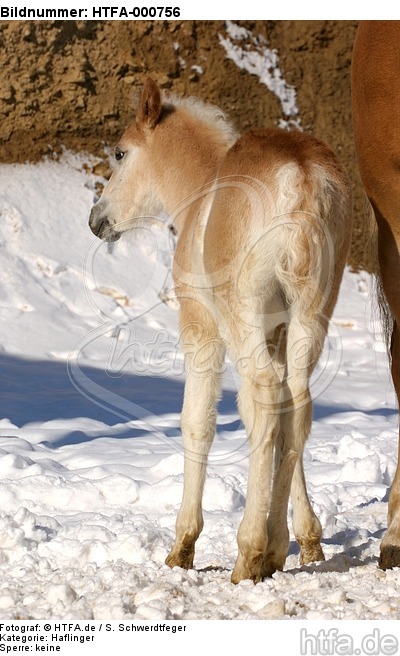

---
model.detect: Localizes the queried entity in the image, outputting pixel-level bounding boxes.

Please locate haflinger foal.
[89,78,352,583]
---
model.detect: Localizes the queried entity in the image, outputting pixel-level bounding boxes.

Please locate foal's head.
[89,78,166,242]
[89,78,236,242]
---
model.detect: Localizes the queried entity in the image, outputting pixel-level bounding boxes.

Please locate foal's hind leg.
[291,455,324,565]
[265,319,325,575]
[166,299,225,570]
[230,326,284,584]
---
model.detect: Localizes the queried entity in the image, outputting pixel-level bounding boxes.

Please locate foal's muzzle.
[89,204,121,242]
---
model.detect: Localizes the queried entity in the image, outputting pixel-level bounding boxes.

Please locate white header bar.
[1,1,400,20]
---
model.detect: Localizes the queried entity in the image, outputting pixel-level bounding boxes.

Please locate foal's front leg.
[166,315,224,570]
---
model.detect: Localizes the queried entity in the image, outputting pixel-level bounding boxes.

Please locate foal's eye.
[115,148,125,161]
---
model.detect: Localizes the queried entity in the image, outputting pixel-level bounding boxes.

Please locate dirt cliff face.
[0,20,371,269]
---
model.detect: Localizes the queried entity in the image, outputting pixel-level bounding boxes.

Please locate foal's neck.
[155,112,233,233]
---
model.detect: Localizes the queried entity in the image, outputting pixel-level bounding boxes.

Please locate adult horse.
[89,78,352,583]
[352,21,400,570]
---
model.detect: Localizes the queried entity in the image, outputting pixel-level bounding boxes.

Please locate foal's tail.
[276,214,327,315]
[275,161,352,318]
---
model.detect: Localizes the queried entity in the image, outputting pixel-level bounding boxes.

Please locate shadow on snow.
[1,354,395,448]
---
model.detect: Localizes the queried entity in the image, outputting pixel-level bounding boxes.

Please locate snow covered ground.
[0,153,399,620]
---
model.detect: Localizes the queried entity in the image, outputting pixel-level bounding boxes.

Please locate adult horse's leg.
[352,20,400,569]
[381,320,400,568]
[166,297,225,570]
[373,206,400,569]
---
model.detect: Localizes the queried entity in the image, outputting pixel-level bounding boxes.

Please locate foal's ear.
[136,78,162,130]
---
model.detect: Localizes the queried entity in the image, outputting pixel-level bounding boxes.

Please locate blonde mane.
[162,91,239,148]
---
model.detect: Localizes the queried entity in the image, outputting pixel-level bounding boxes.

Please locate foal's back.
[224,127,343,173]
[203,127,351,318]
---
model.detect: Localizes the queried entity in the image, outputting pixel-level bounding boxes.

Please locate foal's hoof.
[379,544,400,570]
[231,568,263,585]
[261,556,284,579]
[299,539,325,565]
[262,542,288,578]
[165,540,195,570]
[231,553,265,584]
